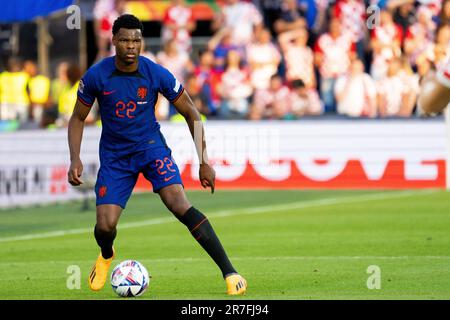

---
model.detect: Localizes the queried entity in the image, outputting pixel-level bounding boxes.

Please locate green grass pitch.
[0,189,449,300]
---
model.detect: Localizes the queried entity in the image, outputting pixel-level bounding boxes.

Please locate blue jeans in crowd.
[320,77,338,114]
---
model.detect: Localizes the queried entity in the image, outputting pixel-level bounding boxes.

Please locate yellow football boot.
[225,274,247,295]
[88,249,115,291]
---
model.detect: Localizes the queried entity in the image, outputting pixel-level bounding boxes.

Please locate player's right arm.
[67,99,91,186]
[68,66,98,186]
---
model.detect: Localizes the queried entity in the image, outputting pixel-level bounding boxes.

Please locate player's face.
[113,28,142,65]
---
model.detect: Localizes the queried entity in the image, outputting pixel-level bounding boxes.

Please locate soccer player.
[418,59,450,114]
[67,14,247,295]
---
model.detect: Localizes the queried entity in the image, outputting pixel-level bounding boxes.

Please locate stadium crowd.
[0,0,449,129]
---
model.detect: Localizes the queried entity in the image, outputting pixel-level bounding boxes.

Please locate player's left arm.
[172,90,216,194]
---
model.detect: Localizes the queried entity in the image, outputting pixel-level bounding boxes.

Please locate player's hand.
[199,163,215,194]
[68,158,84,186]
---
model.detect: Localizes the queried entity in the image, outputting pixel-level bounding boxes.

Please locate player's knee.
[159,185,192,216]
[166,201,192,217]
[96,206,120,232]
[95,220,116,235]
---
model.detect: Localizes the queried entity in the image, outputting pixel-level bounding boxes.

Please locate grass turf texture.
[0,190,449,300]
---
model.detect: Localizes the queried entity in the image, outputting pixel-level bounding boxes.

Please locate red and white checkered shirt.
[222,1,263,46]
[334,0,366,42]
[162,5,195,53]
[220,67,252,99]
[314,32,355,78]
[371,23,403,49]
[253,86,291,115]
[405,21,436,65]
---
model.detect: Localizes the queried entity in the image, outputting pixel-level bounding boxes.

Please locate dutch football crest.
[98,186,107,198]
[137,87,148,99]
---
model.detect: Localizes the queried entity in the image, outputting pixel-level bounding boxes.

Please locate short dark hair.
[112,14,144,35]
[291,79,305,89]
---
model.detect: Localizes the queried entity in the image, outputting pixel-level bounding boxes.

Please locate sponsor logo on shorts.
[164,175,175,182]
[98,186,107,198]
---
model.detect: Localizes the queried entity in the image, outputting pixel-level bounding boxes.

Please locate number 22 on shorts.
[155,157,176,176]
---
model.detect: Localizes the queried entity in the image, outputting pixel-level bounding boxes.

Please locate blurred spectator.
[297,0,320,32]
[169,73,208,121]
[217,49,253,119]
[426,0,443,18]
[392,1,416,38]
[24,60,51,126]
[273,0,307,36]
[370,9,403,80]
[314,18,356,113]
[249,74,291,120]
[212,0,263,48]
[156,39,194,118]
[247,28,281,90]
[370,0,389,10]
[312,0,332,36]
[42,62,70,128]
[93,0,127,61]
[438,0,450,25]
[5,1,450,127]
[157,39,194,85]
[334,0,367,60]
[278,27,315,88]
[253,0,283,36]
[376,57,414,117]
[433,24,450,67]
[140,38,156,62]
[208,28,242,72]
[404,6,437,68]
[289,79,323,117]
[334,58,377,117]
[416,49,434,78]
[161,0,196,54]
[180,73,209,117]
[169,74,208,123]
[194,49,222,115]
[93,0,115,32]
[57,64,98,127]
[398,56,420,114]
[0,57,29,122]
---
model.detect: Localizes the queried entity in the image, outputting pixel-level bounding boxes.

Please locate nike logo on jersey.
[164,175,175,182]
[103,90,116,95]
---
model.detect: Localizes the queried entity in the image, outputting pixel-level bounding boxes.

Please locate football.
[110,260,150,297]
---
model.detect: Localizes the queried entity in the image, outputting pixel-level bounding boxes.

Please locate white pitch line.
[0,189,438,243]
[1,255,450,265]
